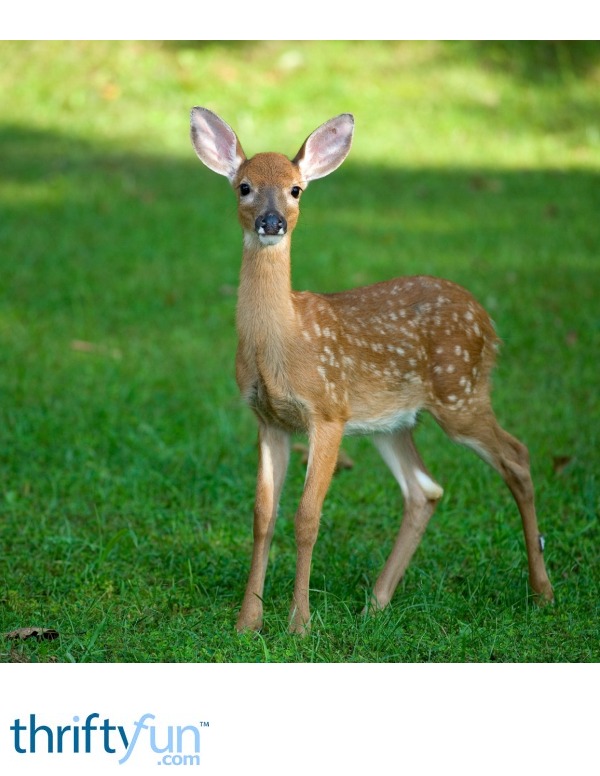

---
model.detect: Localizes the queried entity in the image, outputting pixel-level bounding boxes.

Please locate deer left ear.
[190,106,246,183]
[293,114,354,182]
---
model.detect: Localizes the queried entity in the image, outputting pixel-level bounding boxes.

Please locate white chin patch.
[258,234,284,246]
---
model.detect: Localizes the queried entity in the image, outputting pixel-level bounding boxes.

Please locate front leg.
[237,422,290,632]
[289,420,344,634]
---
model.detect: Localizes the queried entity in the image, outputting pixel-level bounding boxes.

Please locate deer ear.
[190,107,246,183]
[293,114,354,182]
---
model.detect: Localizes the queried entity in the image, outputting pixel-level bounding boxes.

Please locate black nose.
[255,211,287,236]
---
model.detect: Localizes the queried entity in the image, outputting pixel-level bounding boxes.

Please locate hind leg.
[437,407,554,602]
[370,431,444,610]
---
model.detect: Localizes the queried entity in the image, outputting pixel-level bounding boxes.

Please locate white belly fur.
[344,408,419,436]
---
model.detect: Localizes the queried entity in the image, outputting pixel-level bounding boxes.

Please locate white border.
[0,663,598,774]
[2,2,595,41]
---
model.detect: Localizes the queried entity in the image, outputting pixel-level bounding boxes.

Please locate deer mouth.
[257,233,285,246]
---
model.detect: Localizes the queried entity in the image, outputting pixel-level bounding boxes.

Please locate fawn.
[190,107,554,634]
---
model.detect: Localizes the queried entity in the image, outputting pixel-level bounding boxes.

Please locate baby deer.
[190,107,554,633]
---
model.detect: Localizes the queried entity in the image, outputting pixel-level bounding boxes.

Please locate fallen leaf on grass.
[469,175,503,193]
[5,650,58,664]
[334,448,355,471]
[292,443,354,473]
[101,82,121,101]
[4,627,60,641]
[565,330,578,347]
[552,455,573,475]
[70,340,122,359]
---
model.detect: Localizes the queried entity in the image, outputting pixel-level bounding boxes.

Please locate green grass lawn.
[1,41,598,662]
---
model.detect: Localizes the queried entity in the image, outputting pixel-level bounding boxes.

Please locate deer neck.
[237,234,298,366]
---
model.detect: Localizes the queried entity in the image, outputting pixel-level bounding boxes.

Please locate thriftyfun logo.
[9,713,208,766]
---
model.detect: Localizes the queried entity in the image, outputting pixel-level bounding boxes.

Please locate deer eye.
[291,186,301,199]
[239,183,251,196]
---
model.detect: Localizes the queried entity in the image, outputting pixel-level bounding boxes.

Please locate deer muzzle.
[255,211,287,237]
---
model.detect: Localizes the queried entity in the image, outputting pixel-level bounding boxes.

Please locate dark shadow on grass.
[2,122,599,291]
[162,40,257,53]
[162,41,600,83]
[447,41,600,83]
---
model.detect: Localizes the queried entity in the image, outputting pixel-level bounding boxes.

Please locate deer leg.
[440,408,554,602]
[237,422,290,632]
[370,431,444,610]
[289,420,344,634]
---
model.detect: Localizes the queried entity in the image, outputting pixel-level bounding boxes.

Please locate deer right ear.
[190,107,246,183]
[293,114,354,182]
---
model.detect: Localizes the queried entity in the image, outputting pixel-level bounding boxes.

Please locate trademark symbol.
[199,721,210,728]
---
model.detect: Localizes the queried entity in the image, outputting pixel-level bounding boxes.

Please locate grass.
[0,41,599,662]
